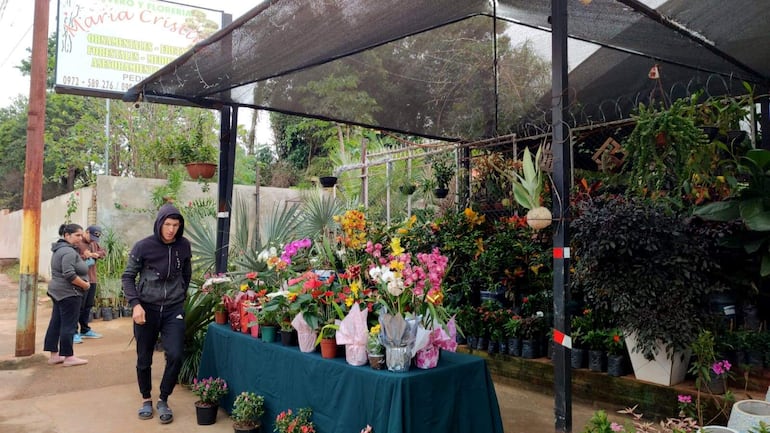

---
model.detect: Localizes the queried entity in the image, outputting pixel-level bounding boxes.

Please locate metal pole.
[361,138,368,208]
[105,99,110,174]
[386,160,392,226]
[551,0,572,431]
[215,106,237,274]
[16,0,50,357]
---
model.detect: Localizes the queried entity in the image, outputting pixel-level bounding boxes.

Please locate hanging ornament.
[648,64,660,80]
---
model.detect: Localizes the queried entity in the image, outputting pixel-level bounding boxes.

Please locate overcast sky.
[0,0,260,105]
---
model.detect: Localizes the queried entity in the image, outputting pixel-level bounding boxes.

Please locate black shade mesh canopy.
[125,0,770,142]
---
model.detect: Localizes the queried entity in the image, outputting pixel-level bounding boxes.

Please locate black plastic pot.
[508,337,522,357]
[521,339,539,359]
[433,187,449,199]
[588,350,607,372]
[319,176,337,187]
[607,354,626,377]
[571,347,586,369]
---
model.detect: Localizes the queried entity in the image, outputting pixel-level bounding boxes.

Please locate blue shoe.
[73,334,83,344]
[81,330,103,339]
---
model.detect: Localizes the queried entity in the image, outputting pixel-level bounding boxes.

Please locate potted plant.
[431,154,454,198]
[583,329,609,372]
[264,293,300,346]
[177,114,218,179]
[573,195,721,386]
[606,328,627,377]
[191,376,228,425]
[519,315,543,359]
[256,307,278,343]
[231,391,265,433]
[503,315,522,357]
[399,178,418,195]
[497,146,552,230]
[274,407,315,433]
[366,324,385,369]
[570,313,592,369]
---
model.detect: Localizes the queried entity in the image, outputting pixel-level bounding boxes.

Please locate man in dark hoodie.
[122,203,191,424]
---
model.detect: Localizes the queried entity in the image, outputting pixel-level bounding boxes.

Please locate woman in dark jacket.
[43,223,91,367]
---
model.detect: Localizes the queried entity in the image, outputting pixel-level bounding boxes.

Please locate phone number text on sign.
[60,75,145,92]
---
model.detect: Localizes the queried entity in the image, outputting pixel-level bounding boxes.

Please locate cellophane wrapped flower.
[365,237,450,329]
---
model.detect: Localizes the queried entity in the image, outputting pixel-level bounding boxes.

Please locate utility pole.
[16,0,50,356]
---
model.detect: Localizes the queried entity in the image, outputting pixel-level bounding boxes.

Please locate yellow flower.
[344,297,354,307]
[389,259,404,272]
[350,280,360,295]
[370,324,381,336]
[287,292,298,302]
[426,289,443,305]
[463,207,485,227]
[474,238,485,259]
[390,237,404,256]
[240,283,248,292]
[530,264,543,275]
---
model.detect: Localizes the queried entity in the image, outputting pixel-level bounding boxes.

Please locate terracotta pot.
[320,337,337,359]
[214,310,227,325]
[185,162,217,179]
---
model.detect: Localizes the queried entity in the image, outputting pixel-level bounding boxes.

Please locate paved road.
[0,272,611,433]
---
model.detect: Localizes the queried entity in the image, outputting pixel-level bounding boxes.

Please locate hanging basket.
[185,162,217,180]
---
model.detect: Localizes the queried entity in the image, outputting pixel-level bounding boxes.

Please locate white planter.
[699,426,740,433]
[624,332,690,386]
[727,400,770,433]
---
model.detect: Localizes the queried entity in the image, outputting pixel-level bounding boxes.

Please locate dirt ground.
[0,270,618,433]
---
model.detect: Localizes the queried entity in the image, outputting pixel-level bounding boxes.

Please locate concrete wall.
[0,175,302,280]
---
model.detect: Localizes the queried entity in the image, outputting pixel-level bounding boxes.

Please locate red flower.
[245,271,258,280]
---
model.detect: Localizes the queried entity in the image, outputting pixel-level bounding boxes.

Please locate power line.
[0,24,32,69]
[0,0,9,22]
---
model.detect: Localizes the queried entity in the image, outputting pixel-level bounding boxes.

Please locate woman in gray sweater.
[43,223,91,367]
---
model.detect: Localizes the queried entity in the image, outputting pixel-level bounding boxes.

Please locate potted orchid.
[365,236,452,371]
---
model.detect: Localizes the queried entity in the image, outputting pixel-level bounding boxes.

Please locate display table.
[199,323,504,433]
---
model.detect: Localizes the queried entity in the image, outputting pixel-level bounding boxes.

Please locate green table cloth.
[199,323,504,433]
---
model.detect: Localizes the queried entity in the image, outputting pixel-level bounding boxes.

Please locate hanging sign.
[54,0,225,99]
